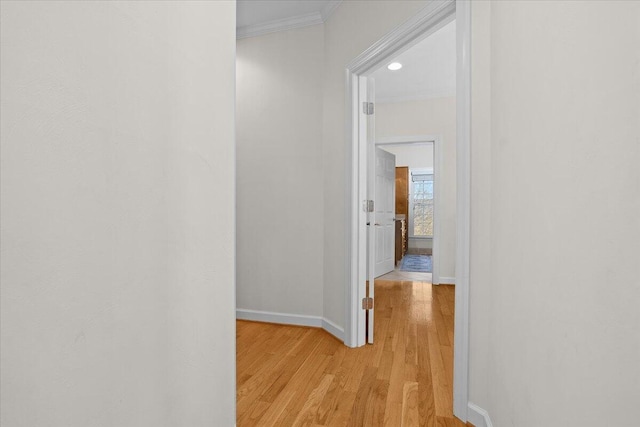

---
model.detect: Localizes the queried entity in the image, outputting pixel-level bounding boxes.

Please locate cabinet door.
[395,166,409,217]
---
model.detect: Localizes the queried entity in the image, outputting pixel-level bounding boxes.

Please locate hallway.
[236,281,466,426]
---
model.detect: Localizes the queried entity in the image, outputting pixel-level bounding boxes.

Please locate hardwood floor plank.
[237,281,462,426]
[314,376,342,425]
[343,347,374,393]
[417,324,437,427]
[401,382,420,426]
[437,291,453,317]
[428,317,453,418]
[246,400,271,426]
[405,322,418,365]
[437,415,467,427]
[276,354,332,425]
[441,345,454,399]
[404,363,418,383]
[257,387,296,426]
[291,374,334,426]
[322,389,357,427]
[376,350,394,382]
[369,378,389,426]
[384,328,406,413]
[237,354,288,409]
[349,366,378,425]
[433,301,452,347]
[384,402,403,427]
[260,351,314,403]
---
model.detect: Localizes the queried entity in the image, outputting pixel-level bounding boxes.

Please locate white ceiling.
[371,20,456,103]
[236,1,455,103]
[237,1,340,38]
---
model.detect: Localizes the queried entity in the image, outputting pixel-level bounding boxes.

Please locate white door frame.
[343,0,471,421]
[376,136,443,285]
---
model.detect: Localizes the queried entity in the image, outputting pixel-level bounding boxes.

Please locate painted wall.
[469,1,640,425]
[0,2,236,426]
[379,144,434,170]
[376,97,456,279]
[236,24,325,320]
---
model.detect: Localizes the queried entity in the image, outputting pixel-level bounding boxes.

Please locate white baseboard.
[468,402,493,427]
[236,309,344,342]
[236,308,322,327]
[321,317,345,341]
[438,276,456,285]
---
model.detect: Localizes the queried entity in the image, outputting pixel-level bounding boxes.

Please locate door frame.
[376,136,443,285]
[343,0,471,421]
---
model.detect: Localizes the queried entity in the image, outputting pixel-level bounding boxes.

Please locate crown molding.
[237,12,323,39]
[321,0,342,22]
[237,1,343,40]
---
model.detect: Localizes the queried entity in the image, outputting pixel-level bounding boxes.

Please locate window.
[410,171,433,237]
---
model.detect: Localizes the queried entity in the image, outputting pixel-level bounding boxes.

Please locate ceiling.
[371,20,456,103]
[236,1,455,103]
[237,0,340,38]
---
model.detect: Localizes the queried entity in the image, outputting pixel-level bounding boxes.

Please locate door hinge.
[363,102,374,115]
[362,200,374,212]
[362,297,374,310]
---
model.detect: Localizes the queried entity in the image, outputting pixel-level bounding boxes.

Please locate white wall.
[469,1,640,425]
[376,97,456,278]
[379,144,433,170]
[236,25,325,319]
[0,2,236,426]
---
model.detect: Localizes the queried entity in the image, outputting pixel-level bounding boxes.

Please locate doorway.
[344,0,470,421]
[375,137,443,285]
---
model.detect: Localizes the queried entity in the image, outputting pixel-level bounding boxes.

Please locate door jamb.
[375,136,443,285]
[343,0,471,421]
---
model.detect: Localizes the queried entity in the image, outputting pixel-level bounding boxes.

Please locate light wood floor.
[377,269,432,282]
[236,281,468,426]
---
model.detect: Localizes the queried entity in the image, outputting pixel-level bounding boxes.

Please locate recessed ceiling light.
[387,62,403,71]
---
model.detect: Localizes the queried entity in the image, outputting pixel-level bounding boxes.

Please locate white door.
[373,147,396,279]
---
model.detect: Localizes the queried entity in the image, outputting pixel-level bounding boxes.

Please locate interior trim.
[236,309,345,341]
[237,12,323,40]
[468,402,494,427]
[321,0,343,22]
[453,0,471,420]
[237,1,343,40]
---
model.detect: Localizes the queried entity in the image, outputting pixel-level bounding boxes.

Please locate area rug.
[399,255,432,273]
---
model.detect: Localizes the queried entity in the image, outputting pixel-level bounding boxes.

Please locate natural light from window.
[412,173,433,237]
